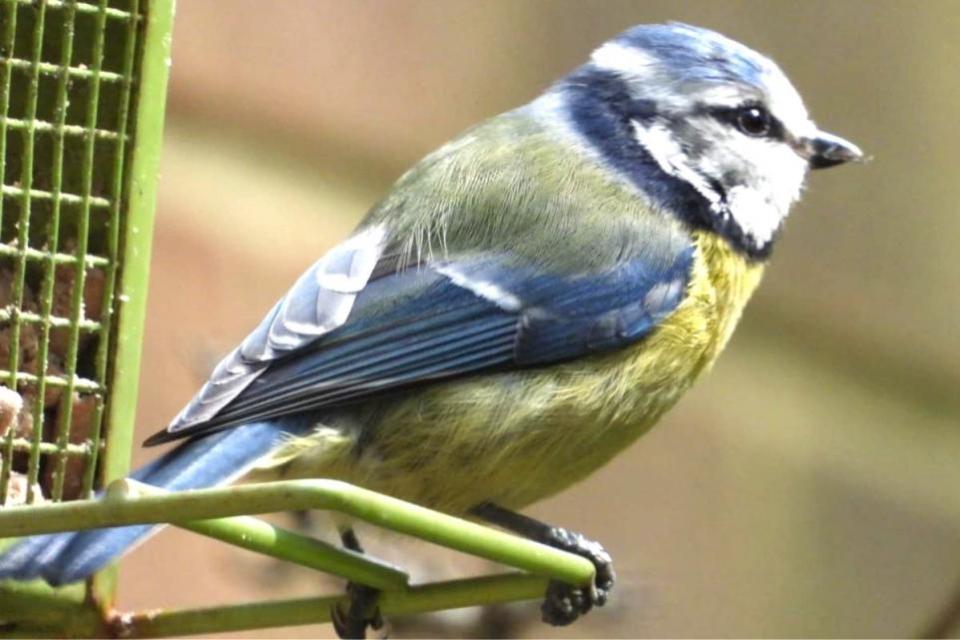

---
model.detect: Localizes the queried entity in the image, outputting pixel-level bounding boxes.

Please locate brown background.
[115,1,960,637]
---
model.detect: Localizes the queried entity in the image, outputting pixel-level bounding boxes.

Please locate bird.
[0,22,861,638]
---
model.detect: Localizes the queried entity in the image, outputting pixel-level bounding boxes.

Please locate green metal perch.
[0,478,595,637]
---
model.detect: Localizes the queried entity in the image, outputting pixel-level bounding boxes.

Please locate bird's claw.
[539,527,615,626]
[331,582,383,639]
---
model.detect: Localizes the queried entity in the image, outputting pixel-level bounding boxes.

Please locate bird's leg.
[470,502,615,626]
[330,527,384,639]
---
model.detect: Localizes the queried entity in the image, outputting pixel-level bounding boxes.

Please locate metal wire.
[1,0,49,505]
[84,0,140,499]
[0,0,140,506]
[28,0,77,502]
[0,0,20,509]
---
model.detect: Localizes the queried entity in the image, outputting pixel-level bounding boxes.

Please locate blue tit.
[0,22,861,635]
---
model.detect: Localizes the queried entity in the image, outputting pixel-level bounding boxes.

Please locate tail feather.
[0,420,306,586]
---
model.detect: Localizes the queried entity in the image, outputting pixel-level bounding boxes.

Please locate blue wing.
[144,246,694,446]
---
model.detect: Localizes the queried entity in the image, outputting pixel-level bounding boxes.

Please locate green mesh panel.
[0,0,144,506]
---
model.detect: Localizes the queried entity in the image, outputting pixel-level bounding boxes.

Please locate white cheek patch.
[726,186,779,245]
[630,121,724,211]
[718,139,808,246]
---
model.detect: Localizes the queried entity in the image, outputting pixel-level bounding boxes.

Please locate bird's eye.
[735,106,772,137]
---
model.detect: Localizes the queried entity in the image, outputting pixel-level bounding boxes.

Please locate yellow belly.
[257,232,764,514]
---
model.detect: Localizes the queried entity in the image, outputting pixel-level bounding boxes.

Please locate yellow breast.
[678,230,766,374]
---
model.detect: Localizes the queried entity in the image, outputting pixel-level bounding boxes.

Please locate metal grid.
[0,0,141,506]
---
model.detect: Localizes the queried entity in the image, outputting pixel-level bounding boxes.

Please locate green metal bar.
[125,473,409,590]
[0,58,126,83]
[0,573,548,639]
[0,0,47,506]
[176,517,408,590]
[1,116,126,140]
[0,479,596,588]
[25,0,78,503]
[9,437,94,457]
[0,310,102,331]
[0,0,18,231]
[0,0,22,511]
[0,479,591,636]
[0,370,100,392]
[0,183,112,207]
[0,579,102,637]
[10,0,136,21]
[91,0,174,608]
[0,579,89,620]
[50,0,109,502]
[83,0,141,501]
[0,243,111,266]
[122,573,549,638]
[98,0,174,493]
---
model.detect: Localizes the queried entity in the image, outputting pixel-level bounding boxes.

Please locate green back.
[367,109,692,275]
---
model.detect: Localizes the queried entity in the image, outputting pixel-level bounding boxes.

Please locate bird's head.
[545,22,862,259]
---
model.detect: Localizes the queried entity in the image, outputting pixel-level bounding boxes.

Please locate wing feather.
[164,225,388,435]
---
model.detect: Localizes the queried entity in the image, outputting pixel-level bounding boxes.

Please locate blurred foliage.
[112,2,960,637]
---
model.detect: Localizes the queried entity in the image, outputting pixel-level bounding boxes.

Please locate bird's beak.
[803,130,864,170]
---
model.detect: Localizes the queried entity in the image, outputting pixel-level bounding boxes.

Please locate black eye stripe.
[701,103,786,141]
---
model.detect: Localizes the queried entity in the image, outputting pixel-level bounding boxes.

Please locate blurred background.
[115,1,960,637]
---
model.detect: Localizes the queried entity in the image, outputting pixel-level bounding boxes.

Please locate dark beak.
[805,131,864,169]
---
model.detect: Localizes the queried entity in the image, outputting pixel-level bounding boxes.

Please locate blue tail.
[0,420,307,586]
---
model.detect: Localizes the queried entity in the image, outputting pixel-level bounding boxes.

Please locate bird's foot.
[539,527,615,626]
[469,503,616,626]
[331,582,384,639]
